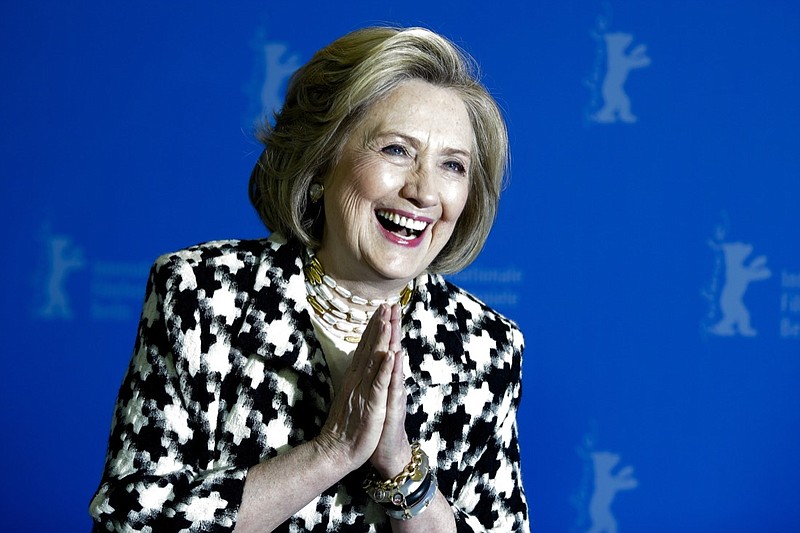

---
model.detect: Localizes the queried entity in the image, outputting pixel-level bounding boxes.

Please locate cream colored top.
[309,312,356,395]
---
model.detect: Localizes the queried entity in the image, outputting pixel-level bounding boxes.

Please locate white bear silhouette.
[593,33,651,123]
[586,451,638,533]
[40,236,85,319]
[260,43,300,118]
[710,241,771,336]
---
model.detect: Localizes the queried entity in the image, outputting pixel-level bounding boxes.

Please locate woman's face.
[317,79,473,294]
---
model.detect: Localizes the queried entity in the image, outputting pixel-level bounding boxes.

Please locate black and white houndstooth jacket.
[90,234,529,532]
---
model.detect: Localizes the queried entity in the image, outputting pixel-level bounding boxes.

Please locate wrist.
[372,442,413,479]
[311,430,359,474]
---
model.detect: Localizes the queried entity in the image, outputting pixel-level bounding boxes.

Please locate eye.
[381,144,408,157]
[444,160,467,175]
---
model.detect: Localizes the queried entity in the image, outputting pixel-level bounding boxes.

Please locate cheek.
[349,158,399,201]
[442,181,470,222]
[328,188,367,224]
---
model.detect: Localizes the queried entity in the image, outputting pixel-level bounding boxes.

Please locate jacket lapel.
[234,235,333,400]
[403,272,467,390]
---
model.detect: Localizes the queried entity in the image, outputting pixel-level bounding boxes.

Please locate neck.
[314,250,413,303]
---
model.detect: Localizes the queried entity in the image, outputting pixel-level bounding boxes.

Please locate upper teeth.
[377,210,429,232]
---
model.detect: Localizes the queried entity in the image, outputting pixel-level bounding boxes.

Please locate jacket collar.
[234,234,331,392]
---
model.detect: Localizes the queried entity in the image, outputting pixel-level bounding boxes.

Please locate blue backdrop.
[2,1,798,531]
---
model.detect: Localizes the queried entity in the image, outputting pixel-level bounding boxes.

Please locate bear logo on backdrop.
[572,429,638,533]
[33,222,151,322]
[246,30,301,125]
[587,451,638,533]
[708,240,771,336]
[259,42,301,119]
[592,32,650,123]
[36,226,85,320]
[585,4,651,124]
[703,219,772,337]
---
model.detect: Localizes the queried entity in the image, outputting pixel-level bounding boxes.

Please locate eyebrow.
[374,130,472,160]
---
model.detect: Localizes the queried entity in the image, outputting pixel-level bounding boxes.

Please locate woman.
[90,26,529,532]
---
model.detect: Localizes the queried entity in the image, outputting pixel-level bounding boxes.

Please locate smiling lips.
[376,209,431,245]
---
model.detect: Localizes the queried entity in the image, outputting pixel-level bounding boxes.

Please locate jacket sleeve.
[450,325,530,533]
[89,253,247,532]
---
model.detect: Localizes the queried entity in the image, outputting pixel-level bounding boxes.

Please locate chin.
[367,253,426,283]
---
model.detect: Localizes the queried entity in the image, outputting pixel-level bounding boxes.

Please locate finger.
[365,349,394,412]
[369,350,411,477]
[351,305,388,375]
[374,304,392,353]
[385,350,407,425]
[388,304,402,354]
[359,320,391,392]
[361,305,393,374]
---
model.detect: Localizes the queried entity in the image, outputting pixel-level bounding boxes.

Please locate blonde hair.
[249,26,508,274]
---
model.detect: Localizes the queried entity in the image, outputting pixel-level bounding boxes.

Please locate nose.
[400,163,438,208]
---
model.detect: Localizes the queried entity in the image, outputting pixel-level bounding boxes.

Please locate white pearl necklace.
[303,249,413,343]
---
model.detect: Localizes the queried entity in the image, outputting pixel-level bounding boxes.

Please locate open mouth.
[376,209,429,239]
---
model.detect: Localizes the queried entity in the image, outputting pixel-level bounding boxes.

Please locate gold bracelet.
[364,442,426,503]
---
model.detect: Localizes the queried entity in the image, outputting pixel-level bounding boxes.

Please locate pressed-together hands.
[316,303,412,478]
[235,303,456,532]
[233,304,412,532]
